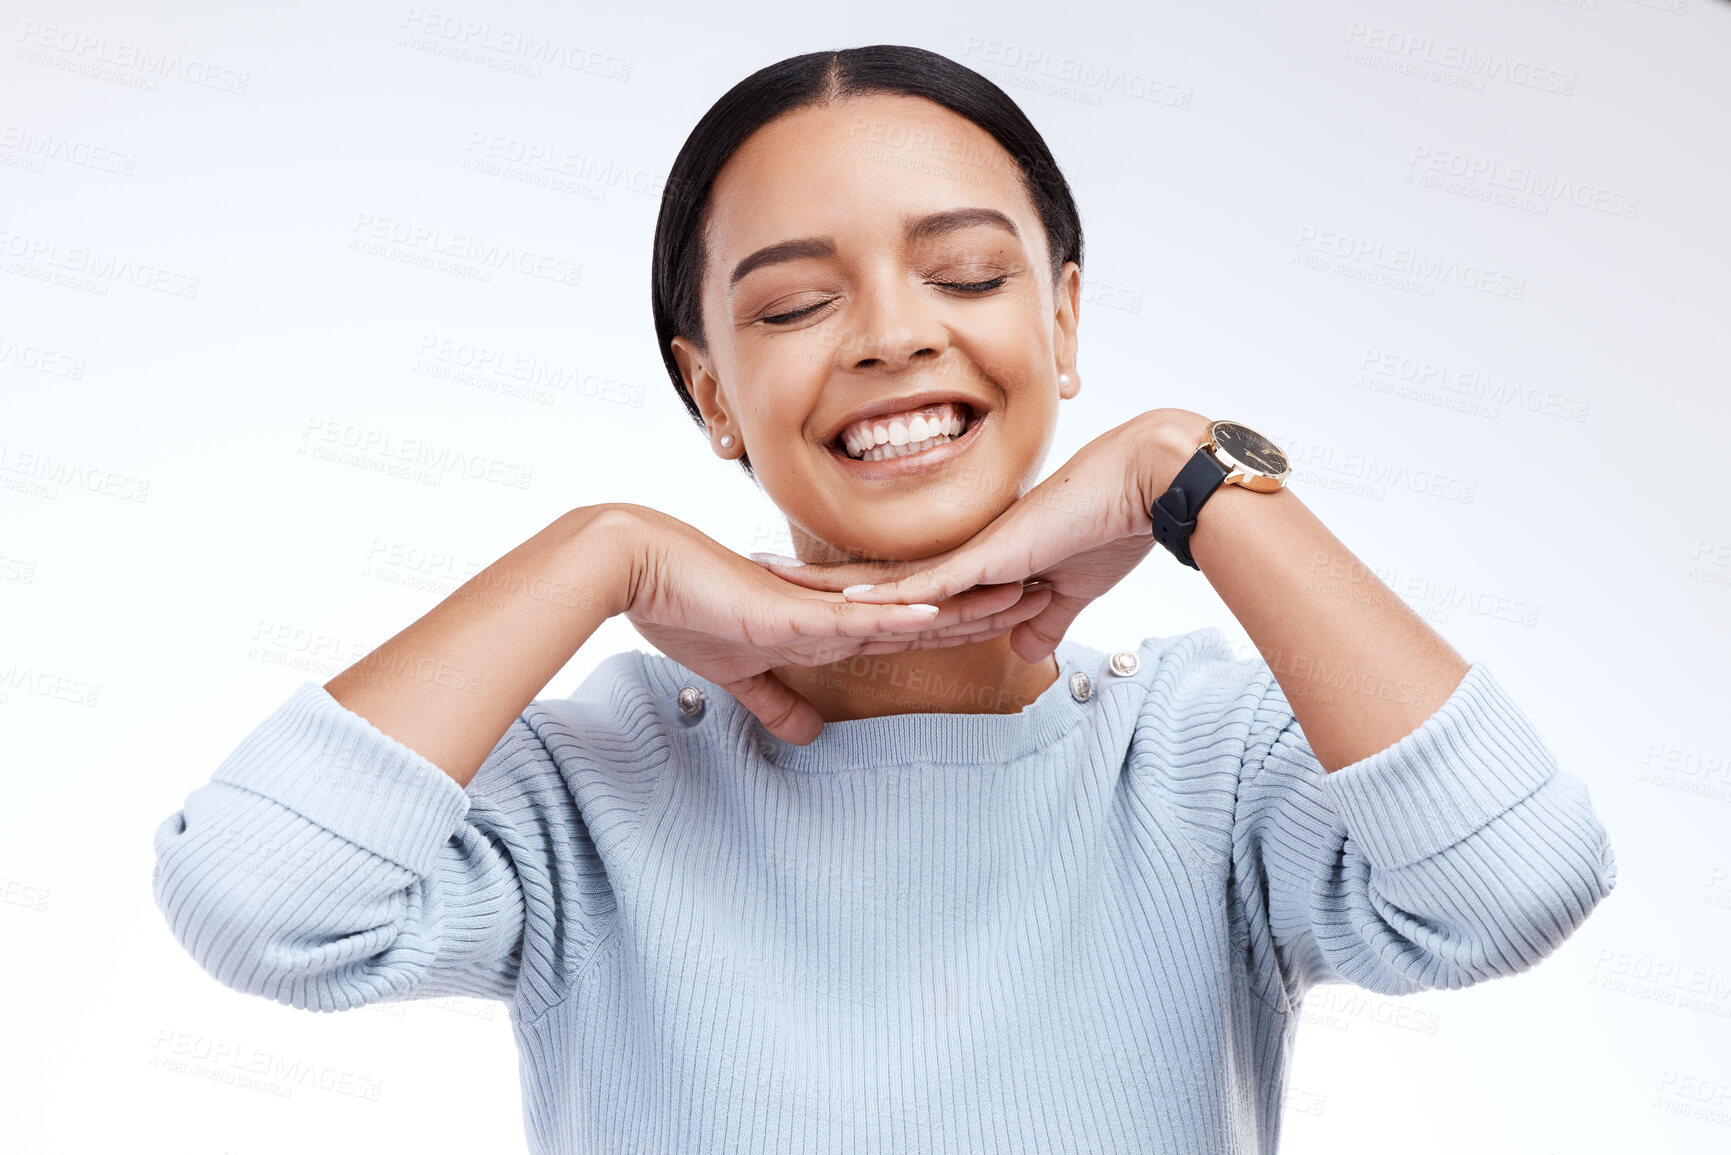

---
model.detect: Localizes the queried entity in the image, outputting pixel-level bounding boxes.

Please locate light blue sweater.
[153,628,1616,1153]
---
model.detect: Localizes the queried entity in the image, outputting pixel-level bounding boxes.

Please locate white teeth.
[837,401,972,460]
[858,432,958,461]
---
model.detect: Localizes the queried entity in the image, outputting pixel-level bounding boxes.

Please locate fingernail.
[749,552,805,567]
[842,584,875,597]
[908,603,940,614]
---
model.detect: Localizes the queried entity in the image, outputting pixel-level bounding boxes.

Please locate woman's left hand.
[753,408,1212,664]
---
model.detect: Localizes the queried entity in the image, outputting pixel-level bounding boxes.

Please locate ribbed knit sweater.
[152,628,1617,1154]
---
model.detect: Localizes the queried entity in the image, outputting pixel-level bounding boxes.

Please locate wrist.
[1130,410,1214,517]
[559,503,647,620]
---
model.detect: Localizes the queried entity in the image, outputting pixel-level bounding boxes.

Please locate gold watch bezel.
[1204,420,1291,494]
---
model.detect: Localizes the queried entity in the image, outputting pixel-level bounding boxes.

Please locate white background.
[3,1,1728,1152]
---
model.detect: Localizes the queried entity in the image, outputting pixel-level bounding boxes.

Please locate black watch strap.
[1149,445,1230,570]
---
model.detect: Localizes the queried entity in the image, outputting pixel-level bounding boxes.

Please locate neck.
[769,632,1060,721]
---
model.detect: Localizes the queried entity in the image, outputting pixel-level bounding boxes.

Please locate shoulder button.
[1108,650,1140,677]
[1068,670,1094,703]
[676,685,706,718]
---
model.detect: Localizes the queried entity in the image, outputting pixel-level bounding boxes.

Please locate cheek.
[736,350,827,441]
[960,310,1049,386]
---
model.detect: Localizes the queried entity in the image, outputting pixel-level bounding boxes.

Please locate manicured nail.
[908,603,940,614]
[842,584,875,597]
[749,552,805,567]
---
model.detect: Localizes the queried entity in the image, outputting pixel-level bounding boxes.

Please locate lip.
[824,403,988,479]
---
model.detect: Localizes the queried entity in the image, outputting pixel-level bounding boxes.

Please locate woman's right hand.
[602,504,1052,745]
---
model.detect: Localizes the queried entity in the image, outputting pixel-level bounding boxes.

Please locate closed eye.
[759,276,1008,324]
[760,299,837,325]
[933,276,1007,293]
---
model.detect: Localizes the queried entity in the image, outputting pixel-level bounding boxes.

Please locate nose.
[842,267,949,374]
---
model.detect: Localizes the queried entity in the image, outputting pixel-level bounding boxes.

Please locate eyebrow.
[727,208,1022,292]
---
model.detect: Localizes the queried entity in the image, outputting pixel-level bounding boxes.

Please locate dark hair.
[650,45,1084,479]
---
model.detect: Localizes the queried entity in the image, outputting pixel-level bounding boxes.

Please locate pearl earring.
[1059,374,1072,386]
[719,435,734,449]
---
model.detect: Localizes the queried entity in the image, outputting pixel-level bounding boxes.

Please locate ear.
[1052,261,1082,399]
[671,335,735,451]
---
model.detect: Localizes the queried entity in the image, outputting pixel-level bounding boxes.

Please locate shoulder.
[519,649,678,763]
[1062,625,1279,744]
[1111,627,1291,861]
[1125,625,1282,730]
[467,649,678,822]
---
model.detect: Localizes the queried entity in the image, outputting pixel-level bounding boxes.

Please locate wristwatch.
[1149,420,1291,569]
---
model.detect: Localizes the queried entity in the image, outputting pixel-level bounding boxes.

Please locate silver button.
[676,686,705,717]
[1068,671,1093,703]
[1108,650,1140,677]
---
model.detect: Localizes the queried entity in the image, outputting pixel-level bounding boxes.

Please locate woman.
[153,45,1617,1154]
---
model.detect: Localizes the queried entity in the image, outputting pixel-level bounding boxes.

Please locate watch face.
[1210,421,1291,480]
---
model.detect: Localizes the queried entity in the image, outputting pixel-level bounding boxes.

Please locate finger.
[927,581,1045,637]
[723,670,824,745]
[1005,592,1089,664]
[790,594,942,637]
[853,583,1049,649]
[835,541,1042,607]
[917,585,1053,641]
[784,579,1025,638]
[915,580,1026,628]
[843,587,1055,654]
[823,586,1052,656]
[831,584,1027,642]
[765,586,1050,667]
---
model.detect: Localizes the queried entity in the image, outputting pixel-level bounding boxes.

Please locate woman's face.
[671,92,1082,564]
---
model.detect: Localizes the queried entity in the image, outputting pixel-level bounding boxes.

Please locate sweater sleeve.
[151,681,611,1017]
[1225,660,1618,1009]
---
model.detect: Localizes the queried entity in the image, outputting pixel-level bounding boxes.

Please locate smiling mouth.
[834,401,974,462]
